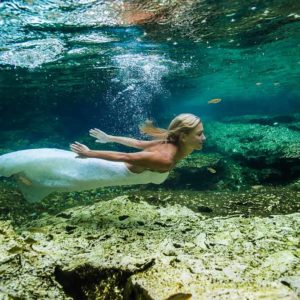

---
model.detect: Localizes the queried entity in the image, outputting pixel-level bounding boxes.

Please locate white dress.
[0,149,169,202]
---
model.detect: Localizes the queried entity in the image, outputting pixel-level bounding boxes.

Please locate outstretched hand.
[70,142,91,157]
[89,128,111,143]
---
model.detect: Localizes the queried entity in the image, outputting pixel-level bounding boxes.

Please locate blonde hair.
[139,113,201,144]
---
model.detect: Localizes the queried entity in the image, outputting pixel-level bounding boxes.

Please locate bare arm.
[109,136,163,149]
[70,142,172,170]
[89,128,162,149]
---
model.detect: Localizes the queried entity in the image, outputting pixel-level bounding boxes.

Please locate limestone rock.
[1,196,299,299]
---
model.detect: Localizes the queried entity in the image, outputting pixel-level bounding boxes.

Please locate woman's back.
[126,141,178,173]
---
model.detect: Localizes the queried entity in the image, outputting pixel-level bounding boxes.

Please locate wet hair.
[139,113,201,144]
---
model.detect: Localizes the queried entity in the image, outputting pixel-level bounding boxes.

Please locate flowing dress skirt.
[0,149,169,202]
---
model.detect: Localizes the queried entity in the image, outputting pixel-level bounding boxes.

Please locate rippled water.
[0,0,299,136]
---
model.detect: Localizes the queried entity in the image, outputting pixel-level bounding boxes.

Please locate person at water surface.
[71,113,206,174]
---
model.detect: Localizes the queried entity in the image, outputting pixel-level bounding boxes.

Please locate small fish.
[251,185,263,190]
[27,227,48,234]
[7,246,24,254]
[208,98,222,104]
[207,167,217,174]
[18,175,32,186]
[24,237,38,245]
[166,293,192,300]
[256,82,262,86]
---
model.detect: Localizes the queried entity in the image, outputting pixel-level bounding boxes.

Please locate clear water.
[0,0,299,141]
[1,4,300,300]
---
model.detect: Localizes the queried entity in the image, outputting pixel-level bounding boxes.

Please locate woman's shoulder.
[140,139,165,149]
[144,140,177,151]
[144,142,178,164]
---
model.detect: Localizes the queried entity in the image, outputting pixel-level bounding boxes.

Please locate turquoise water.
[0,0,299,189]
[1,3,300,299]
[0,0,299,136]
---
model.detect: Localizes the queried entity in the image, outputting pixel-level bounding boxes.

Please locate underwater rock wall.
[205,114,300,184]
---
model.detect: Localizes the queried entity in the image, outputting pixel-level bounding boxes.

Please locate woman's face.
[183,122,206,150]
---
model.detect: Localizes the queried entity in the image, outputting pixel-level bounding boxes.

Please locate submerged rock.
[0,195,299,299]
[205,116,300,184]
[164,153,224,189]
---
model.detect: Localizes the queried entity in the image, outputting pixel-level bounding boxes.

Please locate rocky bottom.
[0,182,299,299]
[0,178,299,224]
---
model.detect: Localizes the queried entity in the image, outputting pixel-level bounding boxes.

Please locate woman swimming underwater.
[0,114,206,202]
